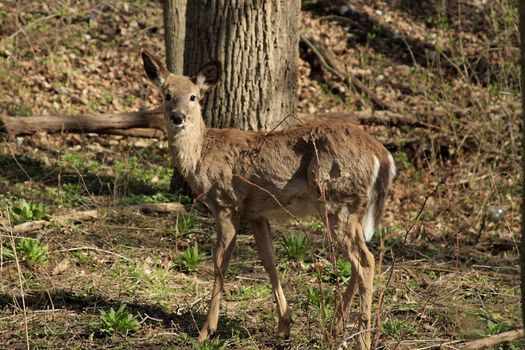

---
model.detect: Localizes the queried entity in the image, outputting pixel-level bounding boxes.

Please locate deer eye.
[189,95,196,102]
[165,93,171,101]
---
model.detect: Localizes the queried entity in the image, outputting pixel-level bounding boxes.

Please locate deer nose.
[169,111,186,126]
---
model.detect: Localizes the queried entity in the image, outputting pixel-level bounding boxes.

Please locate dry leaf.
[52,258,71,276]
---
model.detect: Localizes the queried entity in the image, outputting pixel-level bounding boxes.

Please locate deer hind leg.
[329,211,374,350]
[250,218,292,338]
[334,263,358,331]
[198,209,239,342]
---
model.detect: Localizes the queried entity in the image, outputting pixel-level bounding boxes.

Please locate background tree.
[180,0,300,131]
[163,0,186,75]
[519,0,525,330]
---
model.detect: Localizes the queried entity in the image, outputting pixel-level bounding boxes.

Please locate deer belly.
[242,184,318,222]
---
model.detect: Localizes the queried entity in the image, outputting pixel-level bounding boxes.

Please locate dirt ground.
[0,0,522,349]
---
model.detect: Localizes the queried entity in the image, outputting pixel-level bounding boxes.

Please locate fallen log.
[299,111,434,128]
[459,329,524,349]
[1,109,435,139]
[0,108,165,138]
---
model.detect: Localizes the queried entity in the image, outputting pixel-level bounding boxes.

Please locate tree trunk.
[183,0,300,131]
[163,0,186,74]
[164,0,191,195]
[519,0,525,329]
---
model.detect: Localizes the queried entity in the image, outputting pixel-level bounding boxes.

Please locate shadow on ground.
[0,289,251,340]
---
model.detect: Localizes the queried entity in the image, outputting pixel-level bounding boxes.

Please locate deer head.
[141,50,222,132]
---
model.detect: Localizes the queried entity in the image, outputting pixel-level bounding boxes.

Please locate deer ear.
[194,60,222,92]
[141,50,169,87]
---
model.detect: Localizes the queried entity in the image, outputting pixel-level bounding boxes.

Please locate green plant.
[190,338,225,350]
[96,304,141,336]
[305,285,333,319]
[58,183,86,206]
[280,231,309,261]
[382,319,415,339]
[72,251,93,265]
[321,258,352,284]
[393,151,411,170]
[15,238,48,267]
[61,153,99,173]
[173,212,198,238]
[175,242,206,272]
[486,318,508,335]
[480,312,510,336]
[1,244,15,261]
[300,216,326,232]
[9,199,48,223]
[121,192,182,205]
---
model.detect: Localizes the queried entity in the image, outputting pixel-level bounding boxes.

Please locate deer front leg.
[250,219,291,338]
[198,209,238,342]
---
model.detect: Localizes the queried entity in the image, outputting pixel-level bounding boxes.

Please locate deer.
[141,50,396,350]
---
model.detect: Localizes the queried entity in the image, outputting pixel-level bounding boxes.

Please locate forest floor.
[0,0,522,349]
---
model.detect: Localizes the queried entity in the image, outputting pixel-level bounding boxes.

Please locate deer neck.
[167,117,206,178]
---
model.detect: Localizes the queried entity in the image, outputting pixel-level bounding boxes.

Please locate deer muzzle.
[169,111,186,127]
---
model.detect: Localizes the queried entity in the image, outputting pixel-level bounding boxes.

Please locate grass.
[381,319,417,339]
[229,283,272,301]
[61,152,100,173]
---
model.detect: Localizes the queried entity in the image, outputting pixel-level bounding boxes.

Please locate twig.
[300,33,395,111]
[372,232,396,349]
[56,246,132,262]
[402,179,444,244]
[1,209,30,350]
[336,327,379,350]
[459,329,524,349]
[0,13,59,49]
[319,15,359,28]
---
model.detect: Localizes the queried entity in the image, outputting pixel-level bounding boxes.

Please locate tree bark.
[519,0,525,330]
[163,0,186,74]
[183,0,300,131]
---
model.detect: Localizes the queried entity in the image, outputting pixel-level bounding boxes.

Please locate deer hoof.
[277,316,292,339]
[198,325,216,342]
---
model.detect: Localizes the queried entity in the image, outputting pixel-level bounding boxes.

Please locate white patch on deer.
[388,153,396,179]
[363,155,380,241]
[196,74,209,91]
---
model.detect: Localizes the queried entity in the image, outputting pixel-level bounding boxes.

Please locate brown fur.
[141,50,395,349]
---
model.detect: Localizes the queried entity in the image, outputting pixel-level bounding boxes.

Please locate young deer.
[141,50,395,349]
